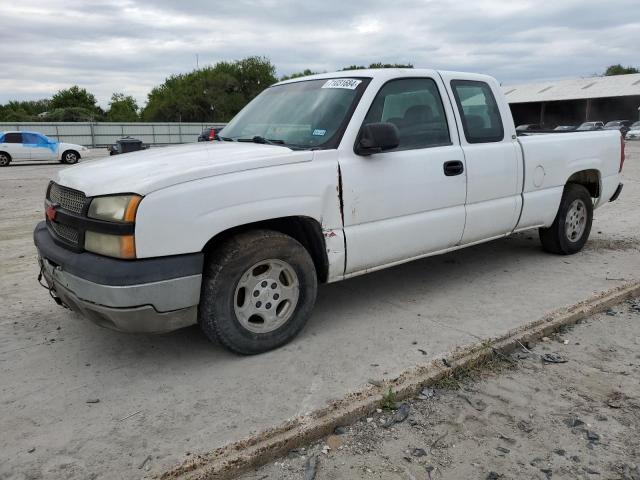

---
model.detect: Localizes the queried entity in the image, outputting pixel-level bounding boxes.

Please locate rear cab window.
[451,80,504,143]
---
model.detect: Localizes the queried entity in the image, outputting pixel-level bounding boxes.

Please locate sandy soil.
[239,299,640,480]
[0,145,638,480]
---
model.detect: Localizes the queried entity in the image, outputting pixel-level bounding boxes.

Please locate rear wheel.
[539,183,593,255]
[199,229,317,354]
[0,152,11,167]
[61,150,79,164]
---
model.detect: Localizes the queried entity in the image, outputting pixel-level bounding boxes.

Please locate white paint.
[533,165,545,187]
[48,69,622,281]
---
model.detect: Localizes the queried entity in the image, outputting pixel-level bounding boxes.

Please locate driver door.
[338,76,467,275]
[23,132,55,161]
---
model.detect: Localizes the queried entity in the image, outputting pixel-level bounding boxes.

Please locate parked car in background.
[35,68,624,354]
[604,120,632,137]
[554,125,576,131]
[198,127,219,142]
[625,121,640,140]
[108,136,147,155]
[577,121,605,131]
[515,124,543,131]
[0,131,87,167]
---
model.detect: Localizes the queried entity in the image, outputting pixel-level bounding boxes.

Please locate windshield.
[219,77,369,149]
[605,121,619,127]
[631,121,640,129]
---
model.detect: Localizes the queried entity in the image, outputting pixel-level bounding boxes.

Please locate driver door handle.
[443,160,464,176]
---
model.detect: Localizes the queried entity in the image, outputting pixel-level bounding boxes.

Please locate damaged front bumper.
[34,222,203,333]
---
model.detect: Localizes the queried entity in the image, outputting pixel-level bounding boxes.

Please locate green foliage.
[341,62,414,71]
[280,69,319,81]
[44,107,98,122]
[380,387,397,410]
[604,64,639,76]
[0,99,51,121]
[141,56,277,122]
[50,85,101,112]
[106,93,139,122]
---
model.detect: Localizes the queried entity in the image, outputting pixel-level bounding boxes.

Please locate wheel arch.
[202,215,329,283]
[566,169,601,198]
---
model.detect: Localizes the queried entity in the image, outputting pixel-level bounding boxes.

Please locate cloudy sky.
[1,0,639,107]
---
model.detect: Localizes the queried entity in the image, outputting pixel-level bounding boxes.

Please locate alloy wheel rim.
[565,199,587,242]
[233,259,300,334]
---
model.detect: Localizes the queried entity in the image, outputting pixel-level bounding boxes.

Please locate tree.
[106,93,139,122]
[604,64,639,76]
[0,99,51,121]
[280,69,319,81]
[50,85,101,113]
[141,56,277,122]
[341,62,414,71]
[44,107,98,122]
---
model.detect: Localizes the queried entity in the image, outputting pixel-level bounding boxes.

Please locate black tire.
[0,152,11,167]
[539,183,593,255]
[61,150,79,164]
[199,229,318,354]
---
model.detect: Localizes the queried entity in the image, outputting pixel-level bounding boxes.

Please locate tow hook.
[37,265,68,309]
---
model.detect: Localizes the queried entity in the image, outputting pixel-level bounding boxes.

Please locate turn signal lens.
[85,231,136,259]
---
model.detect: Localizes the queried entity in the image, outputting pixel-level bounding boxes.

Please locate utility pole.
[196,54,199,69]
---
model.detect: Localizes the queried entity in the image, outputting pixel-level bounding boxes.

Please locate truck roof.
[276,68,496,86]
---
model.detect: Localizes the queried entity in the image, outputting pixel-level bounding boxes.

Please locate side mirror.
[355,122,400,156]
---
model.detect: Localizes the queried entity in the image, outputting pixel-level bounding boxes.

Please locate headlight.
[85,231,136,259]
[85,194,142,259]
[88,195,142,222]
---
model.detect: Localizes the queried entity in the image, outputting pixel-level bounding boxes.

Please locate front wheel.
[61,150,79,164]
[539,183,593,255]
[199,229,318,354]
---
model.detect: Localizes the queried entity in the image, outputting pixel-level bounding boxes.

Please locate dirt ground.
[0,145,639,480]
[239,298,640,480]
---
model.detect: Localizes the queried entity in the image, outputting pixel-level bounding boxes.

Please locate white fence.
[0,122,228,147]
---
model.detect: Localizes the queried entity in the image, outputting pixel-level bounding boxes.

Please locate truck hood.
[55,142,312,196]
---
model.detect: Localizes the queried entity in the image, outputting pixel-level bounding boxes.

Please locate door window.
[4,132,23,143]
[362,78,451,151]
[451,80,504,143]
[23,132,43,144]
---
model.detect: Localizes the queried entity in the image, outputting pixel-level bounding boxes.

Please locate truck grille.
[49,221,80,246]
[49,182,86,214]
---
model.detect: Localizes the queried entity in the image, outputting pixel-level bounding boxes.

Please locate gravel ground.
[239,299,640,480]
[0,144,638,480]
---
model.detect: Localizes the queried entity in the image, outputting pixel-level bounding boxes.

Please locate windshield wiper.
[237,136,286,146]
[215,134,234,141]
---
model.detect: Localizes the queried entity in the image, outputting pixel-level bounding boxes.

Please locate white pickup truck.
[34,69,625,354]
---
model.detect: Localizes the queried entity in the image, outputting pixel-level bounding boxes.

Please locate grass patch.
[380,387,397,410]
[432,350,515,391]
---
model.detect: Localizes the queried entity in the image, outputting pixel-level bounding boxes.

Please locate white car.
[35,68,624,354]
[0,131,87,166]
[625,121,640,140]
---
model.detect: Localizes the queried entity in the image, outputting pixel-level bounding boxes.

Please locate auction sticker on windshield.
[322,79,362,89]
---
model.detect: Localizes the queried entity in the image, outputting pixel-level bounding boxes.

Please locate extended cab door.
[1,132,30,160]
[338,75,467,275]
[440,74,522,243]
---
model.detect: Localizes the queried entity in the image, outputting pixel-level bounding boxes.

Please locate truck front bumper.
[34,222,203,333]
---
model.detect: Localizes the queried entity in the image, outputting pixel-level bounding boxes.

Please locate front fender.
[134,159,342,258]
